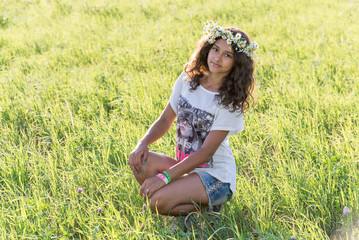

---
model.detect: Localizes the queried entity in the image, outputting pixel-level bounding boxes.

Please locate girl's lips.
[180,126,185,131]
[211,62,220,67]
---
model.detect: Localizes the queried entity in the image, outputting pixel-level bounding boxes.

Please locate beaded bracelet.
[162,171,171,184]
[156,173,169,185]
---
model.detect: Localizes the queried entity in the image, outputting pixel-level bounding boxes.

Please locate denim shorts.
[195,171,233,210]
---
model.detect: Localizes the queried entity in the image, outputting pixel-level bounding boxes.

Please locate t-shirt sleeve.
[169,72,187,114]
[210,107,244,135]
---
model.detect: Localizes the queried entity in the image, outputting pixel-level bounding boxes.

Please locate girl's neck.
[201,72,223,92]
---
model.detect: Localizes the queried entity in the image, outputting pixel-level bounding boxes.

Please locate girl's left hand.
[140,176,166,199]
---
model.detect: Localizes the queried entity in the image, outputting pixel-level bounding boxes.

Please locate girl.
[128,21,257,216]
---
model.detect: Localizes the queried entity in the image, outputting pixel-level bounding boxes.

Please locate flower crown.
[203,20,258,59]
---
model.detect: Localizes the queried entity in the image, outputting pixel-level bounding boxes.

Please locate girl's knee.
[147,152,177,171]
[149,192,173,214]
[149,192,162,213]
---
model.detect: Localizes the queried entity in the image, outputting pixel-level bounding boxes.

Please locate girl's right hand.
[128,143,149,175]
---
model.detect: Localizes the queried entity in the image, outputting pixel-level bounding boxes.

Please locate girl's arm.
[140,130,229,198]
[166,130,229,180]
[129,102,176,174]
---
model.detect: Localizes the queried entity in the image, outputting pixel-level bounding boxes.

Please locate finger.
[136,154,145,175]
[129,162,138,175]
[137,150,148,174]
[148,187,157,198]
[140,180,149,194]
[128,157,135,172]
[142,149,149,165]
[141,182,150,198]
[142,190,150,199]
[133,153,141,174]
[134,164,141,175]
[129,153,140,175]
[128,152,134,165]
[128,153,133,167]
[147,183,157,199]
[147,189,153,198]
[146,189,152,198]
[140,184,145,197]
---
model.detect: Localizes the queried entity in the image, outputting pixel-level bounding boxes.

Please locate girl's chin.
[208,68,230,75]
[209,69,224,75]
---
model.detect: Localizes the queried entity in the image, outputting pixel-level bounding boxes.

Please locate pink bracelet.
[156,173,169,184]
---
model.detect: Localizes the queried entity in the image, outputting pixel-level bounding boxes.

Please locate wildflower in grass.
[98,207,103,213]
[142,204,147,210]
[104,200,109,204]
[119,210,124,215]
[77,187,83,193]
[140,223,145,229]
[290,236,296,239]
[343,206,351,215]
[89,126,92,130]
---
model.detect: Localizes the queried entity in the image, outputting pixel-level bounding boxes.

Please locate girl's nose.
[213,55,220,62]
[216,53,223,62]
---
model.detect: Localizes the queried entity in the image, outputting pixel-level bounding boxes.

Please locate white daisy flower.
[204,20,258,59]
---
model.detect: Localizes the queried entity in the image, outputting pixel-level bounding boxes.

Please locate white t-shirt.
[169,72,244,194]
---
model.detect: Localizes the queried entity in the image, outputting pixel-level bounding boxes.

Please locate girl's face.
[207,38,234,76]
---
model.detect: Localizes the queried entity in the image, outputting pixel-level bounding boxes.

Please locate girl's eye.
[212,47,218,51]
[225,53,232,58]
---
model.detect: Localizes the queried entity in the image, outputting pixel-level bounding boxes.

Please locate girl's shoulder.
[173,72,191,90]
[178,71,191,82]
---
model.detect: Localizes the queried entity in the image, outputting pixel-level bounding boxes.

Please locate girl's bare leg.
[130,152,209,215]
[149,173,209,216]
[131,152,178,185]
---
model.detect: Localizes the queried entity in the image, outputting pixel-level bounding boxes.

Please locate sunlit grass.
[0,0,358,239]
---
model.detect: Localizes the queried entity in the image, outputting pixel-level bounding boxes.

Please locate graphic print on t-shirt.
[175,96,215,168]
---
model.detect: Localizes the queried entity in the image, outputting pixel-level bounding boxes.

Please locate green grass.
[0,0,358,239]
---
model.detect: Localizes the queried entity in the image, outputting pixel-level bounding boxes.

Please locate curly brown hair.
[183,27,256,113]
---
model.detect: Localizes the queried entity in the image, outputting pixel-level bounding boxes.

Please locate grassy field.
[1,0,358,239]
